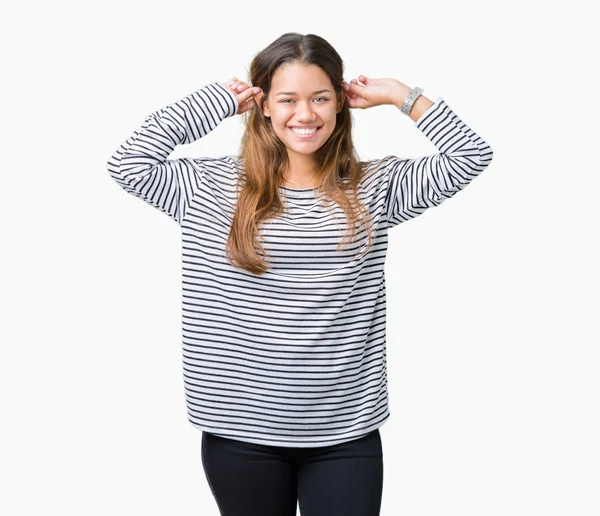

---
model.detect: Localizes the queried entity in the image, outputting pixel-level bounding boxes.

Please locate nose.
[294,101,317,123]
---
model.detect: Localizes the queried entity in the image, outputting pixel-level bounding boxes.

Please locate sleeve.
[106,81,239,225]
[384,97,494,228]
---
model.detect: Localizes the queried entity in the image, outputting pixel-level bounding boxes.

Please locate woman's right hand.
[220,77,262,115]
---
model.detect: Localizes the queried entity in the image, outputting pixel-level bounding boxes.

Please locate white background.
[2,0,598,515]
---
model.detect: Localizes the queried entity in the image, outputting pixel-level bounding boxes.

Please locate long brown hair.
[226,32,375,275]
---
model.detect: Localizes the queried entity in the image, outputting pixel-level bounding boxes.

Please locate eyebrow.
[276,89,332,96]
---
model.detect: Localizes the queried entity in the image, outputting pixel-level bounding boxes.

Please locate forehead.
[271,62,332,93]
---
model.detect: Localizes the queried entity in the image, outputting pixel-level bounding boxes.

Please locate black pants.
[201,428,384,516]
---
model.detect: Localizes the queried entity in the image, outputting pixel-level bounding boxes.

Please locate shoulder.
[359,155,403,183]
[195,154,240,168]
[194,155,241,187]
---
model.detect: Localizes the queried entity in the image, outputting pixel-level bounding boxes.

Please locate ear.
[255,90,270,118]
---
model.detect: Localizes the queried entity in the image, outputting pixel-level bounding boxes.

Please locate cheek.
[271,105,335,129]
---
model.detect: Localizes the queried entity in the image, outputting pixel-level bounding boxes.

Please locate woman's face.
[261,62,344,162]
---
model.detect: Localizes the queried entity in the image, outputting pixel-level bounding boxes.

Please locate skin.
[221,65,433,187]
[260,63,345,187]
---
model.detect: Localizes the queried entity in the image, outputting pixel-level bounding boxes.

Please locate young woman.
[107,32,493,516]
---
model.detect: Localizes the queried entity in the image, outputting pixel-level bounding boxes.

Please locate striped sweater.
[107,81,493,447]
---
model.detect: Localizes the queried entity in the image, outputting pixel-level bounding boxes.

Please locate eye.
[280,97,329,104]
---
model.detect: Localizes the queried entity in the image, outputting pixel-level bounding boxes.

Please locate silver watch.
[400,86,424,116]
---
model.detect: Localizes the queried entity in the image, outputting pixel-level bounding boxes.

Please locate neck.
[282,172,321,188]
[285,151,318,184]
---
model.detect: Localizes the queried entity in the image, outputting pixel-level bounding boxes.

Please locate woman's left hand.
[342,75,411,110]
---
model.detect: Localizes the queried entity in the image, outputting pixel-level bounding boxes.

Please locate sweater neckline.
[279,184,323,197]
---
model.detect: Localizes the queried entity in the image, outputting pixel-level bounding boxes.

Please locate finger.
[246,94,260,111]
[223,79,240,91]
[344,81,363,93]
[235,81,252,93]
[238,99,253,114]
[342,82,358,101]
[240,86,262,101]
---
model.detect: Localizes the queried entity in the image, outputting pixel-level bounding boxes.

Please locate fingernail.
[253,87,261,94]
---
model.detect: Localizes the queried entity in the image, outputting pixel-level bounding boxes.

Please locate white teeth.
[291,127,317,135]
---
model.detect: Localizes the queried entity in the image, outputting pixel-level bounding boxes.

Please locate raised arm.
[384,95,494,227]
[106,82,238,224]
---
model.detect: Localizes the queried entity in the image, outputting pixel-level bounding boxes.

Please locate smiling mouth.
[289,127,321,138]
